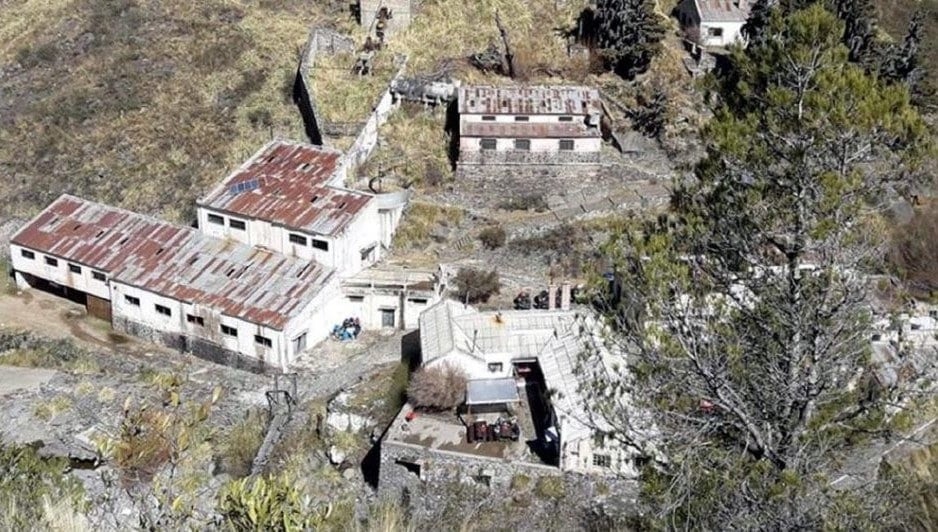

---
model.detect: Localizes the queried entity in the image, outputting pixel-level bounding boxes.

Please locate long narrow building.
[10,194,339,370]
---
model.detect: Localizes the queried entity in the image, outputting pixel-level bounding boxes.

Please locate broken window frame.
[559,139,575,151]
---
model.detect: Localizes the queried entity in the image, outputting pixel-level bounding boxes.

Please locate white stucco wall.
[341,291,434,330]
[10,243,111,300]
[196,202,382,277]
[427,352,515,380]
[560,436,638,477]
[700,21,746,47]
[462,113,588,124]
[459,137,601,153]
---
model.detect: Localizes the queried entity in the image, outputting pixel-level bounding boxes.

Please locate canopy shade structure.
[466,378,521,406]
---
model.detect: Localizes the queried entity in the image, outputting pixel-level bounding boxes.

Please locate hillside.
[0,0,354,223]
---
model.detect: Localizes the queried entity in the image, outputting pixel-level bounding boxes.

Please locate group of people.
[331,317,362,342]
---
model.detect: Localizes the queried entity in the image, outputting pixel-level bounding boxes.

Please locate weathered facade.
[197,141,391,276]
[340,267,441,330]
[676,0,751,48]
[10,195,339,370]
[457,85,603,166]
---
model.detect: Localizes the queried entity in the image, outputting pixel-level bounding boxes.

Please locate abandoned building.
[676,0,751,48]
[456,85,603,166]
[379,300,640,496]
[341,267,441,330]
[197,140,403,276]
[9,195,340,370]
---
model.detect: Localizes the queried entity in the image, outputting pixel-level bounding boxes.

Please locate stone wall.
[293,28,357,146]
[457,149,602,166]
[112,316,270,374]
[378,438,639,525]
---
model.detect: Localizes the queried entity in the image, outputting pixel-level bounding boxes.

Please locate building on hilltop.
[10,195,339,370]
[379,300,648,499]
[676,0,752,48]
[456,85,603,166]
[197,140,402,276]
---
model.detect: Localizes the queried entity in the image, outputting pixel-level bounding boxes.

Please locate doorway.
[380,308,396,328]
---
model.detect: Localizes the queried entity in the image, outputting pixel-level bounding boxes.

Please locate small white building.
[676,0,751,48]
[340,267,441,330]
[415,300,639,476]
[197,140,397,277]
[10,195,339,370]
[457,85,603,166]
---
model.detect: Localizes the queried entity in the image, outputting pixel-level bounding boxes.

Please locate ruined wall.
[112,316,270,373]
[360,0,416,37]
[378,438,639,523]
[332,57,408,185]
[294,28,357,146]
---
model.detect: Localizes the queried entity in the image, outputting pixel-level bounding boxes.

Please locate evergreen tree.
[880,10,928,99]
[583,5,931,529]
[741,0,777,46]
[832,0,881,66]
[594,0,665,79]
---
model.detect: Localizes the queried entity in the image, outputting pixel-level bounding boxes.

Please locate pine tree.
[831,0,881,66]
[594,0,665,79]
[879,11,927,96]
[583,5,931,529]
[741,0,777,46]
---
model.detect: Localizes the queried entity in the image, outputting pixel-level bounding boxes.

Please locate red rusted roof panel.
[199,140,373,236]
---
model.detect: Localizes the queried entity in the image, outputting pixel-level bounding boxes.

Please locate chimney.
[560,282,571,310]
[547,284,557,310]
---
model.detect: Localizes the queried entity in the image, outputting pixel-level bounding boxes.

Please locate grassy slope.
[0,0,352,223]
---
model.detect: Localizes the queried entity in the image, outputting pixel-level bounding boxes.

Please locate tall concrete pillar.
[560,282,571,310]
[547,284,557,310]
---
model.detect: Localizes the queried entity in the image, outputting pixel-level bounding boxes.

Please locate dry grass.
[0,0,353,223]
[392,201,463,249]
[389,0,582,81]
[363,105,452,186]
[311,50,398,125]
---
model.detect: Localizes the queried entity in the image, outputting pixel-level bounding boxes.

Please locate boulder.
[328,445,346,465]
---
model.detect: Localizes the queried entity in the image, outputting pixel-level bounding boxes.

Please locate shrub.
[534,476,565,500]
[0,443,87,531]
[407,364,467,411]
[498,194,548,212]
[451,268,500,304]
[218,473,331,530]
[218,409,268,478]
[478,225,507,250]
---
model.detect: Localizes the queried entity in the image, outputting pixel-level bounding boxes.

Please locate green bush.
[451,268,500,304]
[534,476,565,500]
[218,473,330,531]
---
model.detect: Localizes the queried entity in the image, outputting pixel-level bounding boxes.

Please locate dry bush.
[407,364,468,411]
[452,267,500,304]
[478,225,507,249]
[218,409,268,478]
[889,203,938,300]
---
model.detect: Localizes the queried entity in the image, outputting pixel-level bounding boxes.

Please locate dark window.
[186,314,204,326]
[289,233,308,246]
[155,304,171,317]
[593,454,612,468]
[44,256,58,267]
[254,334,272,348]
[221,324,238,337]
[480,138,497,150]
[312,239,329,251]
[348,295,365,302]
[487,362,503,372]
[408,298,429,304]
[707,27,724,37]
[481,115,496,121]
[229,218,246,230]
[514,116,529,122]
[68,263,82,274]
[92,271,106,282]
[514,139,531,151]
[125,295,140,307]
[20,249,34,260]
[207,213,224,225]
[558,116,574,122]
[559,139,574,151]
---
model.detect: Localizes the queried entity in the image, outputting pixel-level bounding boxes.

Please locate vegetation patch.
[392,202,463,249]
[0,443,88,531]
[451,267,500,304]
[0,335,99,374]
[533,476,565,500]
[33,395,72,422]
[478,225,507,250]
[218,408,268,478]
[360,105,453,188]
[407,364,467,411]
[310,49,398,126]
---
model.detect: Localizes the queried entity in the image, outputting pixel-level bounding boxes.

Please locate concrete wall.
[294,28,357,146]
[560,436,638,477]
[10,243,111,300]
[360,0,415,37]
[457,148,602,166]
[340,290,434,330]
[196,203,382,277]
[460,136,601,154]
[110,274,341,369]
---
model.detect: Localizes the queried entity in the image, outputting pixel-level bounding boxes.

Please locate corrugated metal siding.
[199,140,373,236]
[457,85,602,116]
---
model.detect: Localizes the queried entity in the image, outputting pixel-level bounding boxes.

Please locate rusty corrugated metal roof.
[457,85,602,116]
[198,140,373,236]
[460,121,600,139]
[11,195,334,330]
